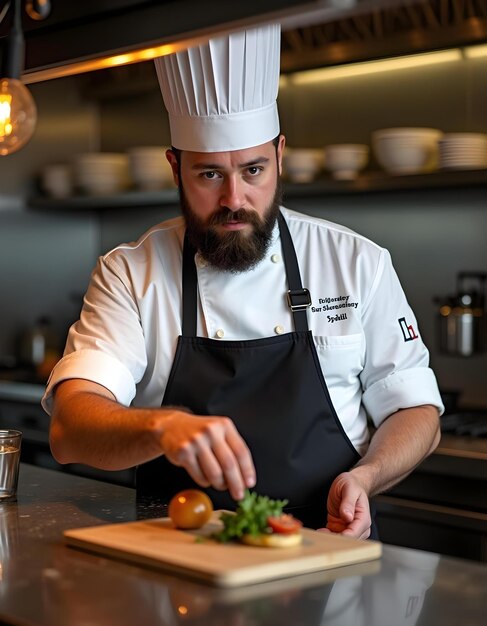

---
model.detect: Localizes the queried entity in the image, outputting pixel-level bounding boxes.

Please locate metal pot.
[436,272,487,357]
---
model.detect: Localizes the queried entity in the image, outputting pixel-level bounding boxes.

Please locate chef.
[43,23,443,538]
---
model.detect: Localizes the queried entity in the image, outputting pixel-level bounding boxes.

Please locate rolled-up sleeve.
[360,249,444,426]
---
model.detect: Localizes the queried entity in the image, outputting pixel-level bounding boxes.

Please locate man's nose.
[219,176,244,211]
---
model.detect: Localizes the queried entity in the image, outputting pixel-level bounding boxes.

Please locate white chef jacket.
[42,207,443,454]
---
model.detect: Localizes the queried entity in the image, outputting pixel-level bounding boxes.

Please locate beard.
[180,180,282,273]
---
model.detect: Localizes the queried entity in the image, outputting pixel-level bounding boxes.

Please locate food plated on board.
[169,489,303,548]
[65,490,381,586]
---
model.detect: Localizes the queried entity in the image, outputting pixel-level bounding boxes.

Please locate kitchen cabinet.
[375,435,487,563]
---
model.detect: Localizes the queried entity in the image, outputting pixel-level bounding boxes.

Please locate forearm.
[50,380,177,470]
[50,378,256,500]
[350,404,441,497]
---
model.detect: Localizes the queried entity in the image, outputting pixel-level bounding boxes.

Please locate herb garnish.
[212,490,288,543]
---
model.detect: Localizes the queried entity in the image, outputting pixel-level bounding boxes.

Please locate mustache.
[208,208,261,227]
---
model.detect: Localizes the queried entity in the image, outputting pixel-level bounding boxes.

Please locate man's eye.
[202,171,219,180]
[247,166,262,176]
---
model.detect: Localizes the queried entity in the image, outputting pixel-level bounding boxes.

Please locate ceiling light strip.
[21,42,487,86]
[464,44,487,59]
[22,44,179,85]
[285,49,463,85]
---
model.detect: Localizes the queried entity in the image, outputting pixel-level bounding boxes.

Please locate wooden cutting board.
[64,511,382,588]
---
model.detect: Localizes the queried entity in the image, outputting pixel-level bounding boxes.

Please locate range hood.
[281,0,487,72]
[1,0,486,82]
[0,0,421,83]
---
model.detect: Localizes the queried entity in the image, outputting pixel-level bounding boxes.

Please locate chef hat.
[154,24,281,152]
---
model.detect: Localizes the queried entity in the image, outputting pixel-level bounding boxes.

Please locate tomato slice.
[267,514,303,534]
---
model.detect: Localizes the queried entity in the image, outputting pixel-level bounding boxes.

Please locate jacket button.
[271,254,281,263]
[215,329,225,338]
[274,325,284,335]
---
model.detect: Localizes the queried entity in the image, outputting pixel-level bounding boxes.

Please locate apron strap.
[182,232,198,336]
[277,211,310,332]
[181,211,310,335]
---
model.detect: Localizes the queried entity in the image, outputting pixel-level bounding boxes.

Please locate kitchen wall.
[0,53,486,405]
[278,54,487,147]
[0,78,100,357]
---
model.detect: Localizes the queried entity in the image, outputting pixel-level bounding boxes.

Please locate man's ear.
[166,149,180,186]
[277,135,286,176]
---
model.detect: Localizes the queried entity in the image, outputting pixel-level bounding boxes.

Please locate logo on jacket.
[398,317,418,342]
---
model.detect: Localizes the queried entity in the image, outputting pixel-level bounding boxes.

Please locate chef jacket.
[42,207,443,454]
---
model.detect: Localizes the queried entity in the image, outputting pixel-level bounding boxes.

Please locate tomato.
[267,514,303,534]
[168,489,214,529]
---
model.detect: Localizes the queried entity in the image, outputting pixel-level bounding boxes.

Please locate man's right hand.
[50,379,255,502]
[157,411,256,501]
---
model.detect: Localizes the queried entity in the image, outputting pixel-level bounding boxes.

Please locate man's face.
[166,136,286,273]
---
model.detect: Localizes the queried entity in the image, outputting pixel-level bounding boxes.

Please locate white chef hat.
[154,23,281,152]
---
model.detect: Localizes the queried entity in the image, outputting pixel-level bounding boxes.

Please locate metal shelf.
[27,188,179,211]
[283,168,487,197]
[27,168,487,211]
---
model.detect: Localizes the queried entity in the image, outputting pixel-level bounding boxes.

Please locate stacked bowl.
[324,144,369,180]
[128,146,175,190]
[438,133,487,170]
[74,153,130,195]
[283,148,324,183]
[372,127,443,175]
[41,164,73,198]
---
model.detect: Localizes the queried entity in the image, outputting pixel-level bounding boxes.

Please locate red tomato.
[168,490,213,529]
[267,514,303,534]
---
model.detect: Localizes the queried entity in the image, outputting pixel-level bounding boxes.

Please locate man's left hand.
[318,472,371,539]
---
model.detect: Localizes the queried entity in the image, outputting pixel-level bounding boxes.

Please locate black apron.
[138,211,371,532]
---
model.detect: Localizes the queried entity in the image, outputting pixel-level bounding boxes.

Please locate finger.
[341,525,371,540]
[186,420,245,498]
[195,444,229,492]
[198,417,255,499]
[211,438,247,501]
[222,421,256,489]
[361,527,371,540]
[326,519,348,533]
[340,510,371,538]
[168,440,212,488]
[181,455,211,489]
[338,488,361,523]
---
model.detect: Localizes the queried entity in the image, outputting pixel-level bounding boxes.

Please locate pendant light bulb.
[0,77,37,155]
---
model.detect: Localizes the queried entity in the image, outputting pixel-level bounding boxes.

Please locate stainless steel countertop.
[0,464,486,626]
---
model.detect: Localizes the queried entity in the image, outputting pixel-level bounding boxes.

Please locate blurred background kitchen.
[0,0,486,561]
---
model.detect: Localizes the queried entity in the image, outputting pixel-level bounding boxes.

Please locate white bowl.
[74,153,131,194]
[75,153,128,169]
[283,148,324,183]
[128,146,174,190]
[372,128,442,175]
[373,127,443,141]
[324,144,369,180]
[41,164,73,198]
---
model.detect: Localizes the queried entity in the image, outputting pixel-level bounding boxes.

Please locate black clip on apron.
[138,211,375,532]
